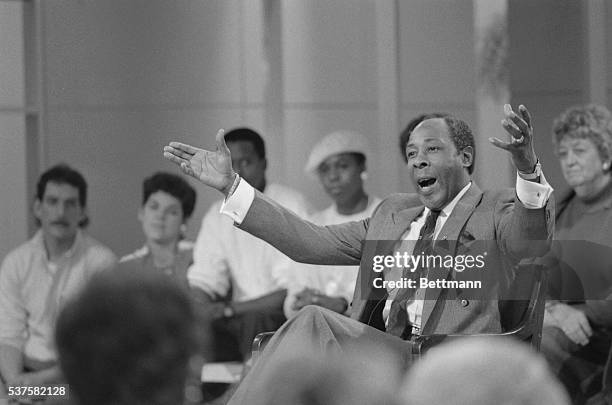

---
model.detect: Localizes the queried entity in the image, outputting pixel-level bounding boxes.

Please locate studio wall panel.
[282,0,377,104]
[44,0,246,107]
[0,114,28,259]
[399,0,475,106]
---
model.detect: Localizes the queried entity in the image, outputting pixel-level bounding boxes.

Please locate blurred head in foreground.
[397,337,570,405]
[258,341,402,405]
[55,268,199,405]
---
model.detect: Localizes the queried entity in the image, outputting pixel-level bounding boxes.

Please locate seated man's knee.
[297,304,330,319]
[286,305,341,329]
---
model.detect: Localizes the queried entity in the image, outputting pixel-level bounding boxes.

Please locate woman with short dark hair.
[120,172,196,290]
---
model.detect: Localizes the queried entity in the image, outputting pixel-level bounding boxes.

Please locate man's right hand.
[489,104,539,176]
[163,129,236,196]
[546,302,593,346]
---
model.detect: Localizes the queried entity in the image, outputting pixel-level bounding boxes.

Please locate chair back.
[498,261,548,350]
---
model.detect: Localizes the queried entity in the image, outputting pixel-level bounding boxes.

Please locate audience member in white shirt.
[188,128,311,361]
[0,164,116,395]
[284,131,381,318]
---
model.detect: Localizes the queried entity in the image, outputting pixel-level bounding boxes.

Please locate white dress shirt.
[188,183,310,302]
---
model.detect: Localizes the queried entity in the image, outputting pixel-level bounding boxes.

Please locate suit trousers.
[227,305,417,405]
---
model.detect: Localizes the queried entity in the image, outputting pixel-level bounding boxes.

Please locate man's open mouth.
[417,177,437,189]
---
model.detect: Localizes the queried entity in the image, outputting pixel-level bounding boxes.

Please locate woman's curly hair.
[552,104,612,165]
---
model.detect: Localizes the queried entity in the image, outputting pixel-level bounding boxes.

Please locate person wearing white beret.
[284,131,381,318]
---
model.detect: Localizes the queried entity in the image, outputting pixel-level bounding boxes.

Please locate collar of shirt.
[129,240,194,258]
[32,229,83,274]
[419,181,472,240]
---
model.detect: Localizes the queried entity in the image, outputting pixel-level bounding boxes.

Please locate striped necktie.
[386,209,441,338]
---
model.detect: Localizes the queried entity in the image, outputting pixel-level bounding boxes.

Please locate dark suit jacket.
[239,182,554,336]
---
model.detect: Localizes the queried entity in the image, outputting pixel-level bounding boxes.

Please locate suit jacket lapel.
[367,205,424,287]
[354,205,424,321]
[420,183,483,333]
[390,206,425,240]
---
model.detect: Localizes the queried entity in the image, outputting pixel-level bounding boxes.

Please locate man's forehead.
[228,140,261,158]
[414,117,447,132]
[409,118,451,144]
[228,140,255,152]
[43,181,80,198]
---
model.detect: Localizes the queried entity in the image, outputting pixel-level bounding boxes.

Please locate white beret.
[304,130,370,174]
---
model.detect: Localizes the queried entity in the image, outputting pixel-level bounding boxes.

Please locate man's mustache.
[51,220,70,226]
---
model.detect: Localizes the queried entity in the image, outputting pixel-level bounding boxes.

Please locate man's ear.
[460,146,474,169]
[33,199,42,221]
[79,207,88,225]
[263,158,268,171]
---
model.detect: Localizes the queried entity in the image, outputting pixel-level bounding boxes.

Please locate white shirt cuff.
[515,170,553,209]
[219,178,255,224]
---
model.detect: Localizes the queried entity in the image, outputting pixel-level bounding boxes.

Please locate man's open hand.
[489,104,538,174]
[163,129,236,195]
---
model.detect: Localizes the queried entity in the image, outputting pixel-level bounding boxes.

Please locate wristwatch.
[223,304,235,318]
[518,160,541,180]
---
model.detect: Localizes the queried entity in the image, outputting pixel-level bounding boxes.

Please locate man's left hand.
[489,104,538,174]
[292,288,319,310]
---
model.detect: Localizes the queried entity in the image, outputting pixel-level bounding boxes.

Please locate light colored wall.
[509,0,585,193]
[398,0,476,192]
[282,0,379,209]
[607,0,612,105]
[0,2,29,260]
